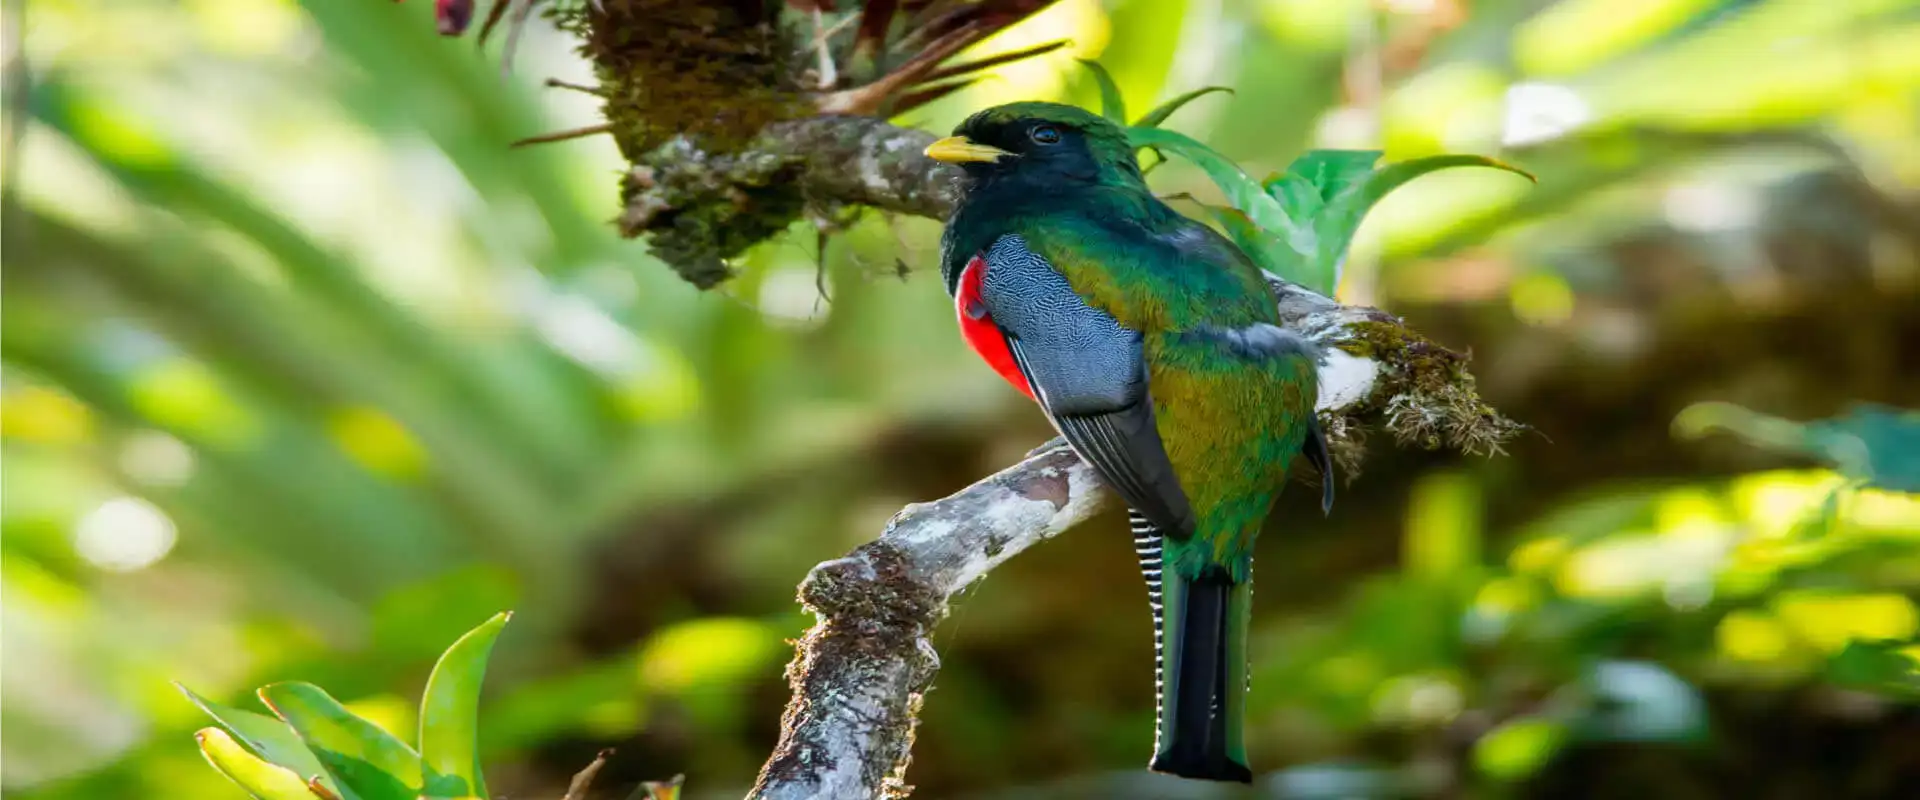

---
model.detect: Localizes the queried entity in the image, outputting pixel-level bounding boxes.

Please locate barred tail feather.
[1132,511,1252,784]
[1130,511,1167,734]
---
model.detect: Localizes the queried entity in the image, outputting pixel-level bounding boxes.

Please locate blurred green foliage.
[186,613,505,800]
[3,0,1917,798]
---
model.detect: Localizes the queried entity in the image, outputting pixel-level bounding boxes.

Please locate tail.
[1131,511,1253,783]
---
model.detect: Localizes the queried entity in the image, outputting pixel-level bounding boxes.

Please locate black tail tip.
[1149,752,1253,784]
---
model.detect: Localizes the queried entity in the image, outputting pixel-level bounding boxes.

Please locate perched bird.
[926,102,1334,783]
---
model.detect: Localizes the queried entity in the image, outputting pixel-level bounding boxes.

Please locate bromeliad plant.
[1080,62,1535,296]
[181,613,680,800]
[182,613,509,800]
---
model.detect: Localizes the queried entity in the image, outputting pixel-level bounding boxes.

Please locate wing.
[976,234,1196,537]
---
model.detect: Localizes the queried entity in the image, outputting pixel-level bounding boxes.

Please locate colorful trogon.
[925,102,1335,783]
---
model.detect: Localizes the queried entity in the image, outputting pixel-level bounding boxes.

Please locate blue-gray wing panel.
[981,234,1195,536]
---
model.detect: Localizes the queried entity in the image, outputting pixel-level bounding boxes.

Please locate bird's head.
[924,102,1141,188]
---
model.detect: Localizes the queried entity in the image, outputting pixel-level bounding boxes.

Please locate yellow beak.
[924,136,1014,164]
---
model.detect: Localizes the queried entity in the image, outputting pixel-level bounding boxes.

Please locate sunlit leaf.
[197,728,329,800]
[1078,60,1127,123]
[1474,716,1568,781]
[259,682,422,800]
[1264,172,1324,224]
[1125,127,1287,233]
[1132,86,1232,129]
[419,612,510,798]
[180,684,349,799]
[1311,154,1536,294]
[1275,150,1383,204]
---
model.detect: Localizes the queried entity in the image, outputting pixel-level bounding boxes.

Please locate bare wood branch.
[749,444,1108,800]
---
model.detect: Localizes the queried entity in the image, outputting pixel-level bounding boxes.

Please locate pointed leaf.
[1204,205,1286,275]
[1311,154,1535,294]
[1264,171,1324,219]
[1279,149,1383,202]
[1132,86,1232,129]
[1124,127,1287,231]
[419,612,510,798]
[1167,197,1312,287]
[259,682,422,800]
[1077,60,1127,123]
[197,728,329,800]
[179,684,350,799]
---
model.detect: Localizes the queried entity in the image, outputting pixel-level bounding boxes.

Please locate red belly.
[956,255,1035,400]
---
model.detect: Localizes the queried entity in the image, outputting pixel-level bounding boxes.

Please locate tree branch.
[749,443,1106,799]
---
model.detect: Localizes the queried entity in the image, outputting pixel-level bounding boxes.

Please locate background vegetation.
[4,0,1917,797]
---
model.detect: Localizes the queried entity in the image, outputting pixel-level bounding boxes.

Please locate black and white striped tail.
[1130,510,1168,742]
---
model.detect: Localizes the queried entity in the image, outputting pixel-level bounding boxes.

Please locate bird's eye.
[1029,125,1062,145]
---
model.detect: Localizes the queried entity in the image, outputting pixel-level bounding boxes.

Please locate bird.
[925,101,1334,783]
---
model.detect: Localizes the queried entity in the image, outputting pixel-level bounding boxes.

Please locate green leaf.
[1310,154,1535,295]
[197,728,330,800]
[419,612,511,798]
[1676,403,1920,492]
[1077,60,1126,123]
[179,684,350,799]
[1830,640,1920,700]
[1132,86,1232,129]
[1264,171,1325,221]
[1474,716,1568,781]
[1278,150,1384,203]
[1192,202,1302,280]
[259,682,422,800]
[1125,127,1287,232]
[1203,205,1274,266]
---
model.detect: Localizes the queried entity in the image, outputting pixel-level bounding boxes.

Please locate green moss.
[569,0,806,158]
[557,0,819,287]
[1337,320,1463,395]
[1334,319,1521,456]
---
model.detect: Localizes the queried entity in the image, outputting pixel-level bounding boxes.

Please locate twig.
[511,122,614,147]
[545,77,607,96]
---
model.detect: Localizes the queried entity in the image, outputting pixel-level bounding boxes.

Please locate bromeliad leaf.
[1195,202,1307,282]
[1308,153,1536,294]
[1278,150,1384,203]
[1133,86,1232,129]
[1263,171,1324,223]
[179,683,351,799]
[419,612,511,798]
[259,682,423,800]
[1077,60,1127,123]
[1124,127,1286,232]
[197,728,332,800]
